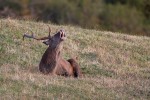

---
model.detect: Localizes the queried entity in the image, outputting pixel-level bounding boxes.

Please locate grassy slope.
[0,19,150,100]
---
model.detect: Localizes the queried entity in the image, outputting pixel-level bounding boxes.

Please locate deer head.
[43,29,66,48]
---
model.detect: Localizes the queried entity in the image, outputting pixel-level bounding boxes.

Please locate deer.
[23,26,82,78]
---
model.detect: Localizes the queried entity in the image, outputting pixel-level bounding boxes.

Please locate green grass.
[0,18,150,100]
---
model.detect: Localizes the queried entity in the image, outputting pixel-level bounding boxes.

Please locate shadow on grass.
[27,65,39,74]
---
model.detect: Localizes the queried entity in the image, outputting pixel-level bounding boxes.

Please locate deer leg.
[67,59,82,78]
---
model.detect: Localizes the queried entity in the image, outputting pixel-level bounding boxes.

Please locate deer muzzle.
[60,30,66,40]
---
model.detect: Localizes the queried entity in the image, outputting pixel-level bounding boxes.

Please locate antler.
[23,26,51,41]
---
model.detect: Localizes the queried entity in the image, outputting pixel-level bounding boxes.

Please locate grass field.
[0,18,150,99]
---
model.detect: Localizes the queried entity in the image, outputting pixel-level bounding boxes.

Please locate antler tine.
[29,30,36,39]
[23,31,28,40]
[48,25,51,38]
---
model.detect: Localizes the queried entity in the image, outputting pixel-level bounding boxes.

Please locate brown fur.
[39,30,82,77]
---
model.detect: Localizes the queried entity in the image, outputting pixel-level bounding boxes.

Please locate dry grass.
[0,18,150,100]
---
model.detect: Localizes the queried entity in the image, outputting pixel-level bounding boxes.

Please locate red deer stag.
[23,27,82,78]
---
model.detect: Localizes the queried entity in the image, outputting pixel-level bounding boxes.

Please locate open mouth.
[60,30,66,40]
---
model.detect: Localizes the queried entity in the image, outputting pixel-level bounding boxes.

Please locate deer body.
[24,27,82,77]
[39,45,74,76]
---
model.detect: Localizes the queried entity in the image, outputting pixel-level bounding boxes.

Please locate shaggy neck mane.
[47,45,61,62]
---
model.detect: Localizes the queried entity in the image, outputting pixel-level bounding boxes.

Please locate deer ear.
[43,40,49,45]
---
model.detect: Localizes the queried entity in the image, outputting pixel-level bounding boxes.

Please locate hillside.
[0,19,150,99]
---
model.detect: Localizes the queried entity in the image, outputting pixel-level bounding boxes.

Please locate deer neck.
[47,46,61,61]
